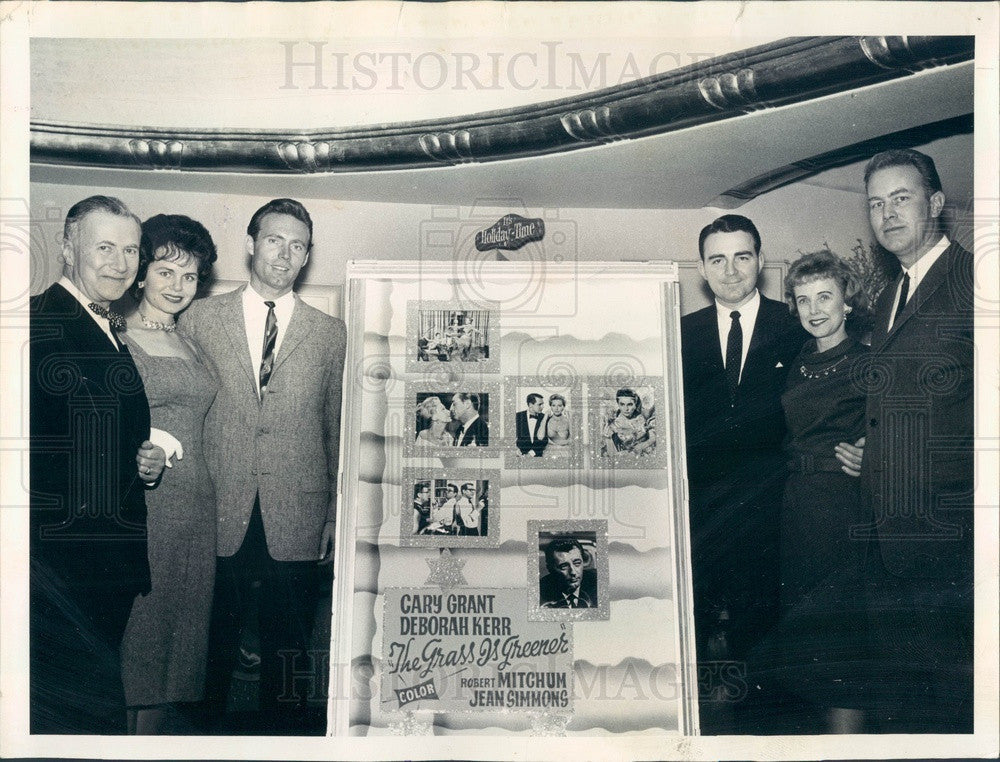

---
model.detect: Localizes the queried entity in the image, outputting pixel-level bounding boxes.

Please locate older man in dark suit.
[680,214,807,732]
[30,195,165,733]
[182,198,346,733]
[836,149,974,733]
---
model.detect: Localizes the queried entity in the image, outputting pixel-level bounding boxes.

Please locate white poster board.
[329,260,696,737]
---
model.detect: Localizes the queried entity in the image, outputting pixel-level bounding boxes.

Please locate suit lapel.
[272,297,311,375]
[48,283,122,352]
[692,308,725,374]
[887,242,956,338]
[741,297,778,384]
[219,287,257,389]
[745,301,773,360]
[869,277,896,352]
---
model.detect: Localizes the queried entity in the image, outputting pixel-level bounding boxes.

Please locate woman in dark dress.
[755,251,872,733]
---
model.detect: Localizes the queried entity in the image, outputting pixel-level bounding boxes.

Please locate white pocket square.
[776,362,784,368]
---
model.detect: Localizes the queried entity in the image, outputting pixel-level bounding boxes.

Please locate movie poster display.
[331,261,696,737]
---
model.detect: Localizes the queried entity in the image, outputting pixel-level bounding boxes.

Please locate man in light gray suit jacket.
[181,199,345,733]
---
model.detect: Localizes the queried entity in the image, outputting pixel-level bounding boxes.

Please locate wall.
[28,143,970,317]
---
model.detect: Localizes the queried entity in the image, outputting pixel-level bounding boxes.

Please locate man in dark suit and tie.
[181,198,346,733]
[680,214,807,732]
[515,393,548,456]
[29,195,166,733]
[539,538,598,609]
[835,149,974,733]
[450,392,489,447]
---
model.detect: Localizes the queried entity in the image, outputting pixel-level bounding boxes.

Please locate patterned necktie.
[725,310,742,403]
[87,302,126,350]
[259,300,277,397]
[891,272,910,329]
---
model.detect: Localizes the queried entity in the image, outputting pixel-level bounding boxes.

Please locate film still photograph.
[405,385,501,457]
[504,378,583,470]
[527,521,610,622]
[588,380,667,469]
[406,301,499,374]
[401,470,498,548]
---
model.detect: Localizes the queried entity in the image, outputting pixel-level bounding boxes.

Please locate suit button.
[258,427,269,435]
[869,418,878,427]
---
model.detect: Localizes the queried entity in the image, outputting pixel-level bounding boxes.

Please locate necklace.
[800,353,850,379]
[138,310,177,332]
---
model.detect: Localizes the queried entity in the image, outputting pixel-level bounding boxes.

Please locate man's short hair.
[526,393,543,406]
[697,214,761,260]
[461,483,474,492]
[246,198,314,249]
[863,148,943,196]
[455,392,480,411]
[414,481,430,499]
[544,537,585,570]
[63,195,140,247]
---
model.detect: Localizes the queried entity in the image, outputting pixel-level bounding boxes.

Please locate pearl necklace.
[800,353,850,379]
[138,310,177,333]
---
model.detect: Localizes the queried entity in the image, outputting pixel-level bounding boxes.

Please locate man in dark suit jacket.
[450,392,488,447]
[680,214,807,732]
[539,538,598,608]
[515,393,548,456]
[181,199,345,733]
[29,196,165,734]
[836,149,974,733]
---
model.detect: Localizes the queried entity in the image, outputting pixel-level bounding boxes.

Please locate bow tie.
[88,302,126,332]
[529,413,544,420]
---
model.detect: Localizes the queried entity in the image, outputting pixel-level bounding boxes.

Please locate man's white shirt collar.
[58,276,119,348]
[888,236,950,331]
[242,286,296,394]
[460,414,479,442]
[713,289,761,382]
[902,235,950,294]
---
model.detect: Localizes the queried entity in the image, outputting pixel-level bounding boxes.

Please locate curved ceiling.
[31,36,973,210]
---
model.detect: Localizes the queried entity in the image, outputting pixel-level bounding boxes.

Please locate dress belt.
[786,454,844,473]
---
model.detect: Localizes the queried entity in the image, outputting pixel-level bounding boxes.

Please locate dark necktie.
[891,272,910,329]
[259,300,277,396]
[725,310,742,402]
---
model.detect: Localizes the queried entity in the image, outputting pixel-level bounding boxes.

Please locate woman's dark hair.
[614,388,642,417]
[132,214,217,299]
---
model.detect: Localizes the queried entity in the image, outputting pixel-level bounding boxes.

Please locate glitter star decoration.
[424,548,467,588]
[528,710,570,736]
[387,711,434,736]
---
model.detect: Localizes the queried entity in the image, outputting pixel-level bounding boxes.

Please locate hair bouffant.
[783,250,862,317]
[132,214,217,299]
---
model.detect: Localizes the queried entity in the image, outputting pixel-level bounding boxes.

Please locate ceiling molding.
[713,113,974,207]
[31,36,973,175]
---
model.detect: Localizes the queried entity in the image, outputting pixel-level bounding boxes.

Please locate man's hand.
[835,436,865,477]
[318,521,335,565]
[137,441,166,484]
